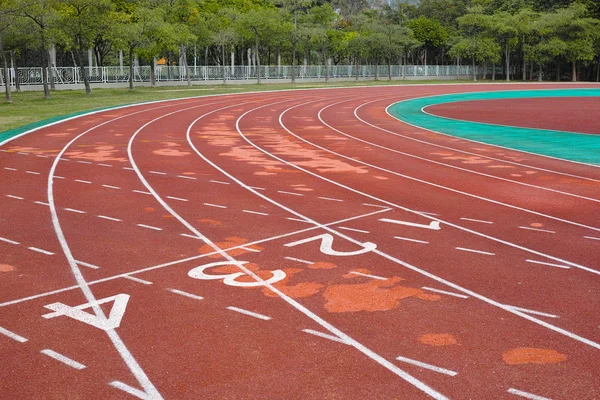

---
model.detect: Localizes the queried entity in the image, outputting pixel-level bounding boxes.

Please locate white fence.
[0,64,479,86]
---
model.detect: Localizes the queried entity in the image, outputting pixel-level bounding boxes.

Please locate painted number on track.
[188,261,286,287]
[42,294,130,331]
[284,233,376,256]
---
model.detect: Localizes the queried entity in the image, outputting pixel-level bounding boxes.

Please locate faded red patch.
[153,142,190,157]
[308,262,337,270]
[0,264,16,272]
[418,333,457,346]
[373,176,388,180]
[144,207,154,212]
[198,218,221,226]
[46,133,71,137]
[417,293,441,301]
[182,172,196,175]
[502,348,567,365]
[264,268,324,298]
[65,145,127,162]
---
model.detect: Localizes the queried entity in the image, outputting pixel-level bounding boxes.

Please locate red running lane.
[1,84,599,400]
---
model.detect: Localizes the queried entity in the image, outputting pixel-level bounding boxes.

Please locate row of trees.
[1,0,599,101]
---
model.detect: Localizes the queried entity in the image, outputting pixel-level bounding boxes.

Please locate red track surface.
[427,97,600,134]
[1,83,599,400]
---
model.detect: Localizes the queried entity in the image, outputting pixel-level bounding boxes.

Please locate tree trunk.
[492,62,496,81]
[0,37,12,103]
[150,60,156,87]
[522,39,526,81]
[11,51,21,93]
[505,41,510,82]
[388,60,391,81]
[291,41,296,83]
[76,46,91,95]
[129,46,134,91]
[472,57,477,82]
[355,56,359,81]
[48,48,55,90]
[222,45,226,85]
[483,61,487,80]
[255,33,261,84]
[571,61,577,82]
[538,63,542,82]
[322,44,329,83]
[374,58,378,81]
[40,48,49,98]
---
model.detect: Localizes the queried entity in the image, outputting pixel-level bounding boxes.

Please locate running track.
[1,83,599,399]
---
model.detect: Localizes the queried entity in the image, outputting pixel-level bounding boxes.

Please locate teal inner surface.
[387,88,600,165]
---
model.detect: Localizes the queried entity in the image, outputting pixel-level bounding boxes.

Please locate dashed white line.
[3,167,17,171]
[506,306,559,319]
[6,195,24,200]
[166,196,188,202]
[363,203,390,209]
[122,167,135,171]
[40,349,86,370]
[180,233,201,240]
[132,190,151,195]
[149,171,167,175]
[17,152,29,156]
[167,288,204,301]
[350,271,387,280]
[302,329,349,344]
[287,217,312,223]
[75,260,100,270]
[394,236,429,244]
[226,306,271,321]
[239,246,261,253]
[338,226,370,234]
[28,247,54,256]
[77,160,92,164]
[176,175,197,180]
[584,236,600,241]
[34,201,49,206]
[74,179,92,184]
[98,163,112,167]
[455,247,495,256]
[0,326,28,342]
[278,190,304,196]
[97,215,122,222]
[209,180,230,185]
[318,196,343,202]
[249,186,266,191]
[507,388,551,400]
[54,176,65,179]
[284,256,313,265]
[36,154,49,158]
[518,226,555,234]
[242,209,269,216]
[395,355,457,377]
[64,208,86,214]
[460,217,493,224]
[525,259,570,270]
[26,171,41,175]
[137,224,162,231]
[59,158,69,161]
[203,203,227,209]
[415,211,440,216]
[122,275,153,285]
[0,237,20,245]
[421,287,469,299]
[102,185,121,190]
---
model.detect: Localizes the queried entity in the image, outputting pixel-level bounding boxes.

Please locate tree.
[0,0,26,102]
[406,16,448,65]
[237,7,279,83]
[490,11,519,81]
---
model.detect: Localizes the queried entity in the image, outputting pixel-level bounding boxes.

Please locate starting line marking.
[167,288,204,301]
[455,247,495,256]
[284,256,313,265]
[28,247,54,256]
[349,271,387,280]
[0,326,28,343]
[507,388,552,400]
[526,259,570,270]
[226,306,271,321]
[122,275,153,285]
[302,329,349,344]
[422,287,469,299]
[395,355,457,377]
[40,349,86,370]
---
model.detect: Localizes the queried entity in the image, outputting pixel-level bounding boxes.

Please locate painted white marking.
[167,288,204,301]
[460,217,493,224]
[149,171,167,175]
[338,226,369,234]
[59,158,69,161]
[278,190,303,196]
[455,247,495,256]
[507,388,552,400]
[349,271,387,280]
[6,195,24,200]
[249,186,266,191]
[102,185,121,190]
[422,287,469,299]
[3,167,17,171]
[28,247,54,256]
[98,215,122,222]
[363,203,389,209]
[284,256,314,265]
[506,306,558,319]
[122,275,153,285]
[519,226,555,234]
[526,259,570,270]
[17,152,29,155]
[0,237,20,245]
[26,171,41,175]
[394,236,429,244]
[239,246,261,253]
[285,233,377,256]
[133,190,151,195]
[64,208,86,214]
[180,233,201,240]
[54,176,65,179]
[395,355,457,377]
[166,196,188,202]
[302,329,349,344]
[189,261,286,287]
[110,381,149,400]
[41,349,86,370]
[36,154,49,158]
[203,203,227,209]
[583,236,600,241]
[176,175,197,180]
[209,180,230,185]
[77,160,92,164]
[98,163,112,167]
[319,196,343,202]
[42,294,130,331]
[242,209,269,216]
[76,261,100,270]
[75,179,92,184]
[416,211,440,216]
[381,218,441,231]
[226,306,271,320]
[137,224,162,231]
[0,326,28,342]
[287,217,312,223]
[123,167,135,171]
[34,201,50,206]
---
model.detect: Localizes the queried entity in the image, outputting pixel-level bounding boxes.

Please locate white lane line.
[395,355,457,377]
[203,203,227,209]
[102,185,121,190]
[149,171,167,175]
[0,326,28,342]
[166,196,188,202]
[507,388,551,400]
[287,217,312,223]
[122,275,153,285]
[97,215,122,222]
[180,233,201,240]
[242,209,269,216]
[460,217,493,224]
[526,259,570,270]
[421,287,469,299]
[28,247,54,256]
[0,237,20,245]
[74,179,92,184]
[239,245,261,253]
[64,208,86,214]
[319,196,343,202]
[40,349,86,370]
[302,329,349,344]
[6,195,24,200]
[75,260,100,270]
[284,256,313,265]
[518,226,555,234]
[338,226,370,234]
[133,190,151,195]
[455,247,495,256]
[226,306,271,321]
[363,203,389,209]
[3,167,17,171]
[167,288,204,301]
[34,201,50,206]
[381,218,441,230]
[98,163,112,167]
[123,167,135,171]
[77,160,92,164]
[506,306,559,319]
[209,180,230,185]
[249,186,266,191]
[110,381,149,399]
[136,224,162,231]
[349,271,387,280]
[278,190,304,196]
[26,171,41,175]
[394,236,429,244]
[176,175,197,180]
[584,236,600,241]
